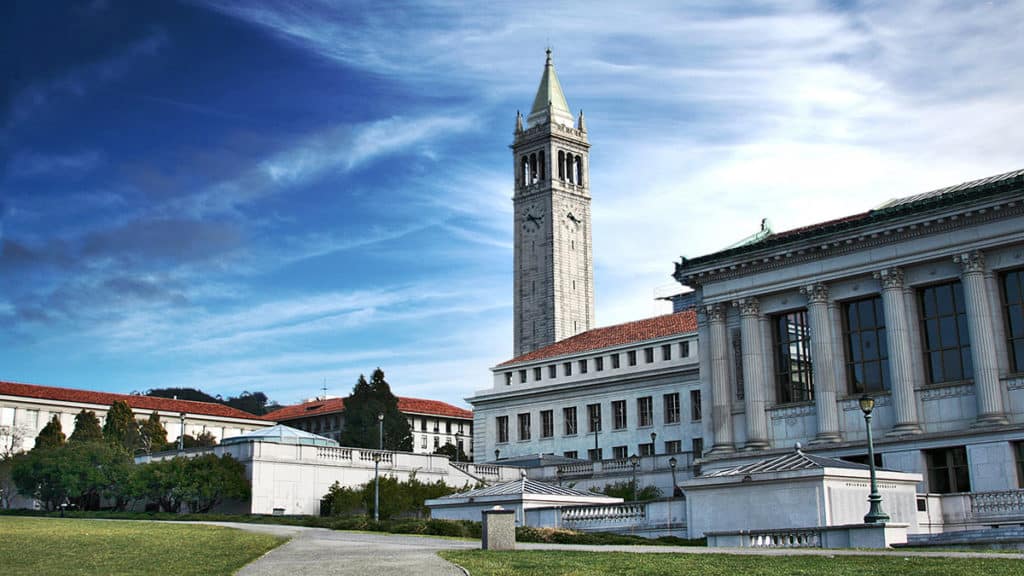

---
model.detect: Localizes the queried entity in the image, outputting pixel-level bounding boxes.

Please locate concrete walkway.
[202,522,1024,575]
[197,523,476,576]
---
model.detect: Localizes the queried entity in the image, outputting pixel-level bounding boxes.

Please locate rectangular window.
[628,350,637,366]
[420,419,427,432]
[692,438,704,458]
[920,281,972,384]
[1015,442,1024,488]
[662,344,672,361]
[563,407,578,435]
[564,362,572,376]
[564,450,578,459]
[612,400,627,429]
[458,423,464,434]
[595,357,604,371]
[664,393,681,424]
[587,403,602,432]
[496,416,508,444]
[645,347,654,363]
[844,296,891,393]
[534,367,542,381]
[1002,269,1024,372]
[433,421,439,433]
[612,445,628,459]
[611,354,621,369]
[579,359,588,374]
[637,396,653,427]
[773,310,815,403]
[519,369,527,383]
[517,413,531,441]
[505,372,512,386]
[421,436,427,449]
[549,365,557,378]
[639,442,654,456]
[540,410,554,438]
[446,421,451,434]
[434,436,439,448]
[680,341,690,358]
[925,446,971,494]
[690,390,702,421]
[588,448,603,461]
[665,440,682,454]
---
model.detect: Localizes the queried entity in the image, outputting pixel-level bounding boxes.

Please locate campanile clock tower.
[512,50,594,356]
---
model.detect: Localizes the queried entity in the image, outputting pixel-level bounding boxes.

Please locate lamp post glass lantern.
[669,455,680,497]
[374,412,384,522]
[859,394,889,524]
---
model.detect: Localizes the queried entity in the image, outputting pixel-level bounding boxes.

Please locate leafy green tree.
[599,480,663,502]
[145,387,221,403]
[68,410,104,443]
[339,368,413,451]
[322,481,364,516]
[128,457,189,512]
[10,442,132,510]
[433,442,469,462]
[179,431,217,448]
[103,401,140,451]
[34,415,65,450]
[138,412,169,453]
[181,454,249,513]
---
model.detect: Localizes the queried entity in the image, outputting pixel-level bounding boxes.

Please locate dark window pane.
[962,348,974,380]
[1006,272,1020,302]
[863,362,881,388]
[939,317,958,348]
[858,301,875,330]
[1009,305,1024,338]
[942,349,962,380]
[861,331,878,360]
[937,284,954,315]
[847,305,860,331]
[952,283,965,313]
[925,319,940,349]
[930,351,944,383]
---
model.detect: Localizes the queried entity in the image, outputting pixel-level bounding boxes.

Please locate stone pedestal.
[482,506,516,550]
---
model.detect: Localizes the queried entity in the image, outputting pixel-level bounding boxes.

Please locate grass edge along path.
[438,549,1024,576]
[0,517,286,576]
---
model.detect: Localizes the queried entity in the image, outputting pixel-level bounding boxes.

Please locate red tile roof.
[0,380,265,421]
[263,396,473,422]
[497,310,698,367]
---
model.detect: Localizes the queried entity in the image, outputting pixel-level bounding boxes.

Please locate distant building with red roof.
[264,395,474,459]
[0,380,270,453]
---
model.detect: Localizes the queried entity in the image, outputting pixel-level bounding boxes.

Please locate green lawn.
[0,517,285,576]
[439,550,1024,576]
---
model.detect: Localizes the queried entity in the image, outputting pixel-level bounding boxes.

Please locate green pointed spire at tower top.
[527,49,574,128]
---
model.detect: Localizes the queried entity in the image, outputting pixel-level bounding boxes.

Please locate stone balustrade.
[970,489,1024,519]
[316,446,353,460]
[745,529,822,548]
[562,502,646,524]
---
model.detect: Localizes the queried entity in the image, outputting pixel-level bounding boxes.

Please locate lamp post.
[374,412,383,522]
[592,415,600,461]
[178,412,186,452]
[669,456,679,497]
[629,453,640,501]
[494,448,500,462]
[859,394,890,524]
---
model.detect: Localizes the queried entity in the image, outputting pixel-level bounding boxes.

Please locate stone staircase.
[901,526,1024,550]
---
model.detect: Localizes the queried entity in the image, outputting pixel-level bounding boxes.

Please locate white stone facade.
[675,169,1024,530]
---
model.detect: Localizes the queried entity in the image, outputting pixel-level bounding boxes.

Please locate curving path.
[196,522,475,576]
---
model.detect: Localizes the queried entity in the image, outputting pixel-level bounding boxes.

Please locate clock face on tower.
[522,204,545,232]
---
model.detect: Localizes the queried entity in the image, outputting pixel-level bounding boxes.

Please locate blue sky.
[3,1,1023,409]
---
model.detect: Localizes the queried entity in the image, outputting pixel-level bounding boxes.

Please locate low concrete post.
[482,505,516,550]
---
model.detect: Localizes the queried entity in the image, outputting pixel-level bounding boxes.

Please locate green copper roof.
[527,49,574,127]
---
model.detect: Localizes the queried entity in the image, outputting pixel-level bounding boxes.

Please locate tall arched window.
[538,151,545,180]
[529,153,538,184]
[521,155,530,185]
[558,151,565,180]
[575,155,583,185]
[567,155,575,184]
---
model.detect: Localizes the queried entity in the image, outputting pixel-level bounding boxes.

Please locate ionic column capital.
[954,251,986,275]
[732,297,760,317]
[873,267,905,291]
[800,283,830,304]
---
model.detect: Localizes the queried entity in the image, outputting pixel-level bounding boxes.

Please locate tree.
[34,415,65,450]
[128,457,188,513]
[129,454,248,513]
[146,387,221,403]
[433,442,469,463]
[339,369,413,451]
[68,410,104,443]
[103,401,140,451]
[10,442,132,511]
[224,391,270,415]
[138,412,169,454]
[599,480,663,502]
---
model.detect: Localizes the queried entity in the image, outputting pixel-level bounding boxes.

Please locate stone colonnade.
[703,250,1008,452]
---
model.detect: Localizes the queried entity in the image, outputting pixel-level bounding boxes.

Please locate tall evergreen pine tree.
[69,409,104,443]
[33,415,65,450]
[103,400,140,452]
[339,368,413,451]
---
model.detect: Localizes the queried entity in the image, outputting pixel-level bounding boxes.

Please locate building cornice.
[676,182,1023,288]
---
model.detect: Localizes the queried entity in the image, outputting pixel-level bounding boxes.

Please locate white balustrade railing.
[970,489,1024,519]
[557,462,595,476]
[746,529,822,548]
[602,459,632,472]
[471,464,500,476]
[357,450,393,464]
[316,446,352,460]
[562,503,646,524]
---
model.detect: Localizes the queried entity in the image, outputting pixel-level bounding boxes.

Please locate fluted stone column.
[873,268,922,435]
[801,283,842,443]
[707,303,735,453]
[954,251,1008,425]
[734,297,769,450]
